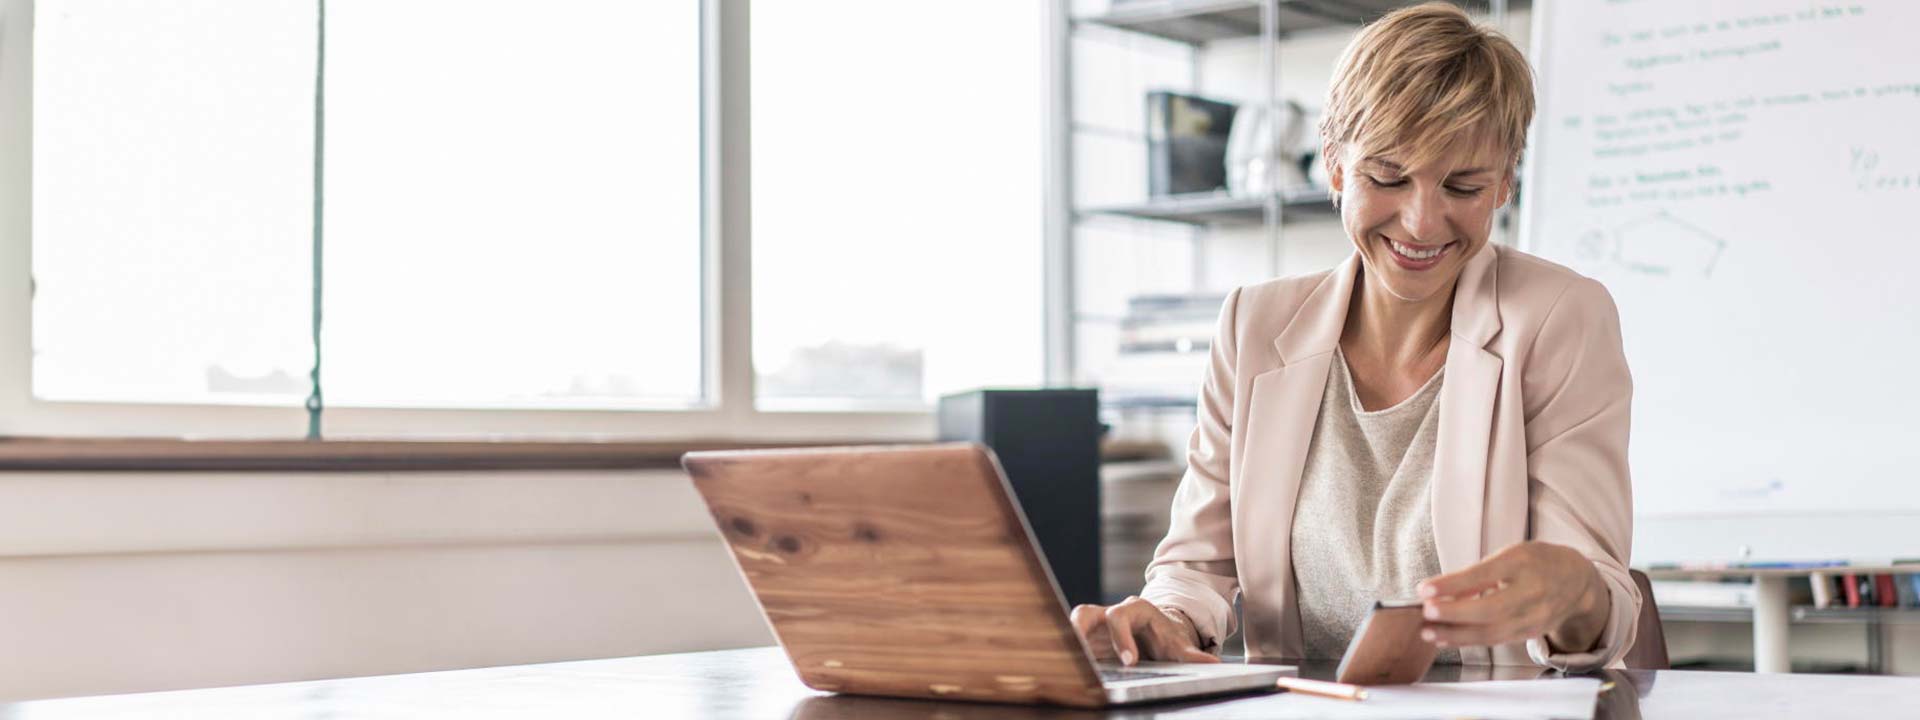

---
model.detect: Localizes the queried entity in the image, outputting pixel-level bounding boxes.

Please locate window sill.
[0,437,886,472]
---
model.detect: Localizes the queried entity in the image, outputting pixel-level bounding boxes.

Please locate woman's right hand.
[1069,596,1220,666]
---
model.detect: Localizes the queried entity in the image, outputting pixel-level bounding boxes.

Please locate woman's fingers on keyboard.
[1069,603,1119,660]
[1073,598,1218,664]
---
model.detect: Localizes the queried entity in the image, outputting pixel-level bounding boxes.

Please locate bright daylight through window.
[750,3,1045,410]
[32,0,702,410]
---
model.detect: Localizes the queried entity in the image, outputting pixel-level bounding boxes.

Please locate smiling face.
[1328,134,1513,304]
[1313,2,1534,304]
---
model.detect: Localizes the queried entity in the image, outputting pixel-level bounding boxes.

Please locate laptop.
[681,442,1290,708]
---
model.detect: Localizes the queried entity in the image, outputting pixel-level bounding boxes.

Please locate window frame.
[1,0,1078,444]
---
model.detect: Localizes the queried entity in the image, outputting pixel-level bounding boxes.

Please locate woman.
[1071,3,1637,672]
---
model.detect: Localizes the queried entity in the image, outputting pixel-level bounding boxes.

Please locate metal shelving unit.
[1078,0,1421,44]
[1057,0,1296,418]
[1052,0,1520,432]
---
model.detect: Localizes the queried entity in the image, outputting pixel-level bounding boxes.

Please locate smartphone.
[1334,599,1439,685]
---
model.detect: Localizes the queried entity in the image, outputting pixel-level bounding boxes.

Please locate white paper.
[1173,678,1603,720]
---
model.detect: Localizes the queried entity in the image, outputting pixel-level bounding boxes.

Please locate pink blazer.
[1141,243,1639,671]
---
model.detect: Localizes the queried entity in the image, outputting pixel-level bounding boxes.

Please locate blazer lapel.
[1431,245,1503,576]
[1234,255,1358,656]
[1252,254,1360,509]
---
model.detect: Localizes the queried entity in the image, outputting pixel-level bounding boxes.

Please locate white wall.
[0,469,773,701]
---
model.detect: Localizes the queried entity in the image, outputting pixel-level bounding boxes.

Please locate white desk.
[12,647,1920,719]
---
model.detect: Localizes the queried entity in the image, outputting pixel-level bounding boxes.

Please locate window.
[750,3,1045,410]
[20,1,1046,438]
[33,0,318,406]
[32,0,703,412]
[321,0,702,409]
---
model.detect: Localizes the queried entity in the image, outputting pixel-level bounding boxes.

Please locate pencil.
[1275,676,1369,701]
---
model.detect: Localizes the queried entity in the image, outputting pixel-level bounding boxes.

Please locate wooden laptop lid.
[682,443,1106,707]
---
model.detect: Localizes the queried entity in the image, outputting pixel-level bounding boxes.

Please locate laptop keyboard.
[1098,668,1181,683]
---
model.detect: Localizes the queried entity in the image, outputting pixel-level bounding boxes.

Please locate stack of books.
[1100,294,1223,408]
[1810,572,1920,609]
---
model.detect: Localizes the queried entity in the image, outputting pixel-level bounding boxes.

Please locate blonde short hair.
[1319,2,1534,175]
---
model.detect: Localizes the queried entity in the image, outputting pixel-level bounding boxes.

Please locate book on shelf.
[1122,293,1225,316]
[1661,572,1920,613]
[1810,571,1833,609]
[1118,337,1211,354]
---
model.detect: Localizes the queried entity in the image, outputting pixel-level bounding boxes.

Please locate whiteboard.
[1520,0,1920,565]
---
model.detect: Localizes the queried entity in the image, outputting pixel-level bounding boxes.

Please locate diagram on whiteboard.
[1572,210,1727,278]
[1525,0,1920,565]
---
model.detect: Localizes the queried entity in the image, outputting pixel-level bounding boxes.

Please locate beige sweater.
[1290,347,1459,663]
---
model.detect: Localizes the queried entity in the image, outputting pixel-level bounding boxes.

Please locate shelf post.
[1260,0,1283,279]
[1042,0,1075,386]
[1753,574,1792,673]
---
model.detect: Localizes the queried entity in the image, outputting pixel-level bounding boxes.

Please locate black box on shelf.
[937,388,1103,608]
[1146,91,1238,198]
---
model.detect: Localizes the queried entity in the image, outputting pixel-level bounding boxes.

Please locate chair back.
[1624,569,1670,670]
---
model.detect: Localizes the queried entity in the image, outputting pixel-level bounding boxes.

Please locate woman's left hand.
[1415,540,1610,652]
